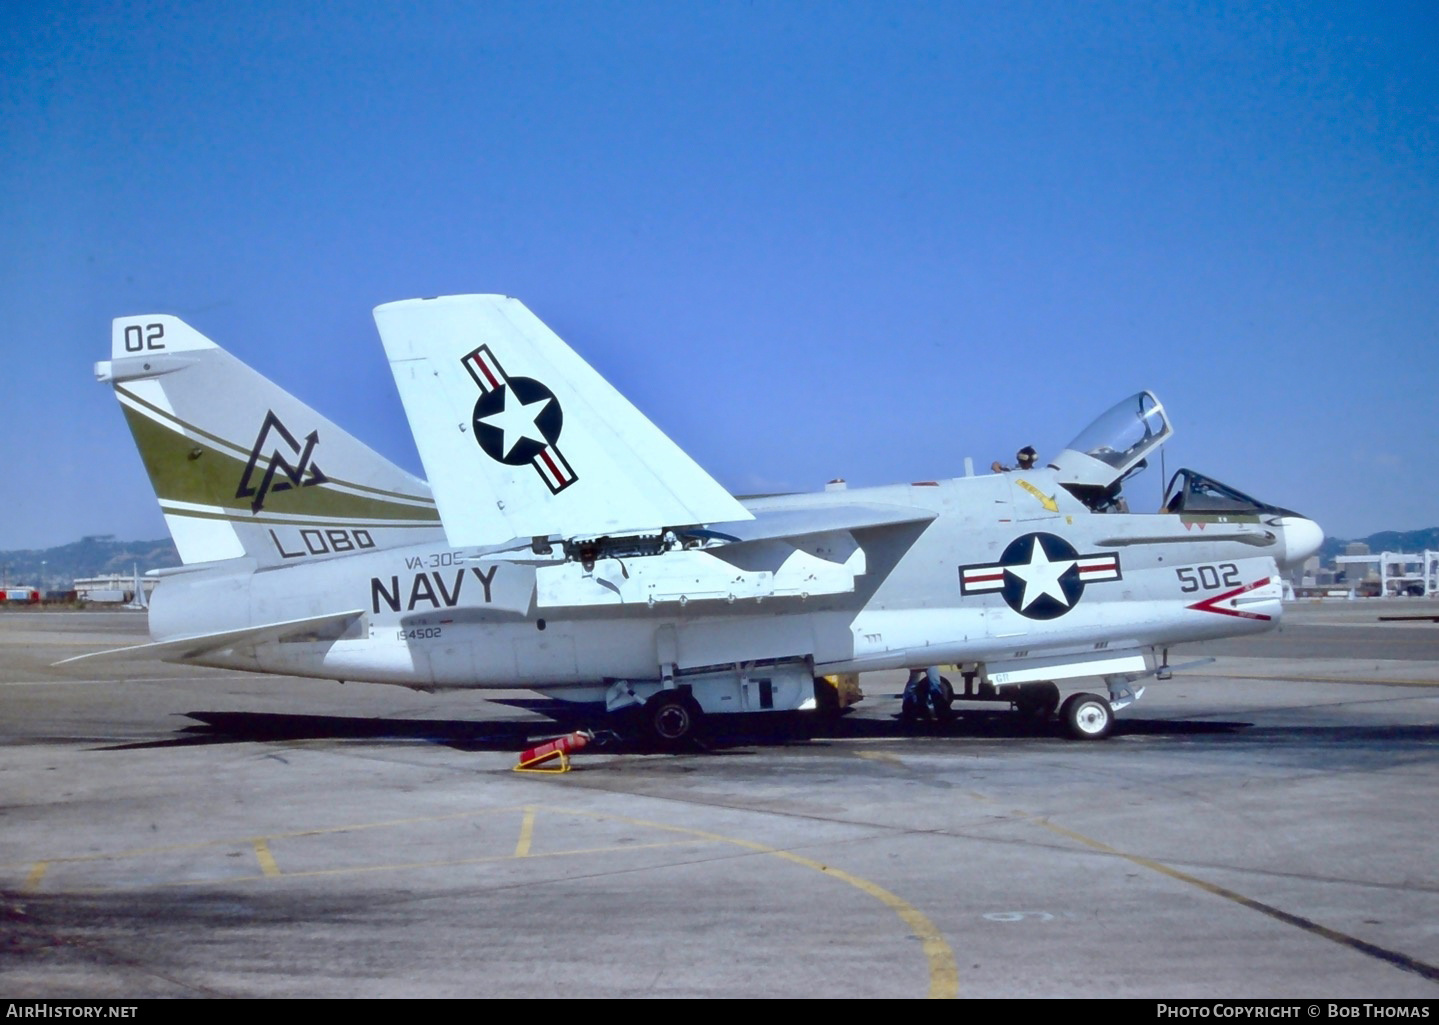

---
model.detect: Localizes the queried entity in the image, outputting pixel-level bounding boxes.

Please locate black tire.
[1060,692,1114,741]
[1015,681,1061,719]
[933,675,955,722]
[643,692,702,747]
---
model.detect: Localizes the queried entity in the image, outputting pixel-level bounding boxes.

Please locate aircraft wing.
[708,502,937,545]
[527,502,936,610]
[374,295,753,547]
[54,610,365,667]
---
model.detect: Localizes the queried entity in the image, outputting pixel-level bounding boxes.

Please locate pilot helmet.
[1016,446,1038,469]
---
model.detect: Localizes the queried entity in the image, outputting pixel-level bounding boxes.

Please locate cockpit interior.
[1047,392,1296,517]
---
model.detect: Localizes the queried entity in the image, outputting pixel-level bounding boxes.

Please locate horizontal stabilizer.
[54,610,365,667]
[374,295,753,546]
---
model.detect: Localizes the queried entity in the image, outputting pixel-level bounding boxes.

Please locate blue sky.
[3,1,1435,548]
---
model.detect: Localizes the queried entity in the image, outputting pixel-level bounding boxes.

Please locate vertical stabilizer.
[100,315,445,566]
[374,294,752,546]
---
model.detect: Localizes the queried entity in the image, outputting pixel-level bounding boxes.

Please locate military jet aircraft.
[75,295,1323,743]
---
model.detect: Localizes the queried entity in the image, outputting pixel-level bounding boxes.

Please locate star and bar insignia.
[959,532,1121,620]
[461,345,578,494]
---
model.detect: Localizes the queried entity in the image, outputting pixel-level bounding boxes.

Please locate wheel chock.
[514,730,593,773]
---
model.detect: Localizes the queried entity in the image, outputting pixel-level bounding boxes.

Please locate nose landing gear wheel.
[1060,692,1114,741]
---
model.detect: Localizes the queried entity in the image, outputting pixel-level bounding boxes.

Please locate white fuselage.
[149,469,1287,700]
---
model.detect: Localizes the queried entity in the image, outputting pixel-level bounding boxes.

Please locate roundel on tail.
[461,345,577,494]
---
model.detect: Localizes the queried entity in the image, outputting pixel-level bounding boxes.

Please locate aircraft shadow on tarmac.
[96,706,1283,756]
[94,708,1439,766]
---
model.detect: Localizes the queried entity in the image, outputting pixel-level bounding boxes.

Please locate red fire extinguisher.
[514,731,593,772]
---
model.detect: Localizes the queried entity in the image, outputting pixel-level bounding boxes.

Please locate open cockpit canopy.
[1049,392,1171,510]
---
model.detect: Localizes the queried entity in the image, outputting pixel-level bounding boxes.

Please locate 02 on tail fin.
[101,314,444,566]
[374,295,752,547]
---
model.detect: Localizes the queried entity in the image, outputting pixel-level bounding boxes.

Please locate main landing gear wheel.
[935,676,955,723]
[1060,692,1114,741]
[642,692,703,748]
[1014,681,1061,719]
[902,675,955,724]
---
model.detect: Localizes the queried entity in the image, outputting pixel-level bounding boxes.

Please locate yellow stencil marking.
[1015,478,1058,512]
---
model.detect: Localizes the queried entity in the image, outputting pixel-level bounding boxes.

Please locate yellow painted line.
[252,839,281,877]
[550,806,958,1000]
[771,849,958,999]
[854,750,905,765]
[144,839,700,887]
[515,807,536,858]
[0,805,537,870]
[250,805,534,841]
[23,862,47,892]
[17,802,958,998]
[1030,817,1439,983]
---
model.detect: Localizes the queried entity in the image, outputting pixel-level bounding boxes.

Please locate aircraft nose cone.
[1277,516,1324,569]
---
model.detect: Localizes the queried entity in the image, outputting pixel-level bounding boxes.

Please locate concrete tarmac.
[2,601,1437,998]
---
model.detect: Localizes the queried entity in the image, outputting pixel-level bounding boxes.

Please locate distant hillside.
[1319,528,1439,562]
[0,536,180,590]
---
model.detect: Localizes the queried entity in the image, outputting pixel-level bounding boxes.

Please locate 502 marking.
[1176,563,1240,593]
[398,627,443,641]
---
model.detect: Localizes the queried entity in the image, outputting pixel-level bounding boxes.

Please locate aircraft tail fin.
[374,294,752,546]
[100,315,445,566]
